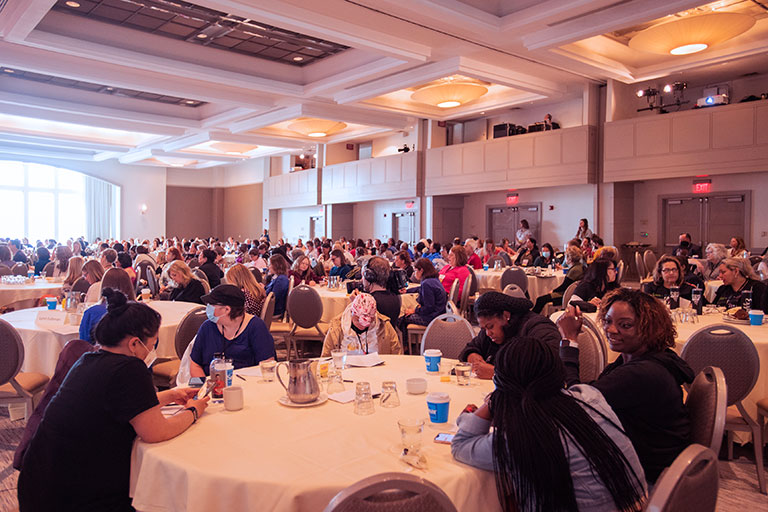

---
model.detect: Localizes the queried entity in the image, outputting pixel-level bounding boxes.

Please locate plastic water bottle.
[210,352,226,399]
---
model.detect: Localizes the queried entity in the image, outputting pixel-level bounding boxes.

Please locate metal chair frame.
[685,366,727,456]
[323,472,458,512]
[645,444,719,512]
[419,313,475,359]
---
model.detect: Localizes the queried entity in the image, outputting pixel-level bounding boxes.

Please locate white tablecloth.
[0,280,63,309]
[474,269,565,301]
[130,355,499,512]
[314,286,418,323]
[1,301,201,376]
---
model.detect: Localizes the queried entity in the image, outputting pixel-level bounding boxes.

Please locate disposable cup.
[424,349,442,373]
[748,310,764,326]
[426,392,450,423]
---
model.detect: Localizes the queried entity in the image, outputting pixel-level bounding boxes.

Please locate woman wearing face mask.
[532,243,555,268]
[18,289,209,511]
[321,292,401,356]
[189,284,276,377]
[532,246,585,314]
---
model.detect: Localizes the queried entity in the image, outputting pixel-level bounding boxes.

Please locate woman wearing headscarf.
[321,293,401,356]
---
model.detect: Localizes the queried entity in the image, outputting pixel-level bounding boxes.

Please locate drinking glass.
[397,418,424,454]
[455,362,472,386]
[354,381,375,415]
[691,288,702,306]
[326,369,345,394]
[260,359,277,382]
[331,349,347,370]
[380,381,400,408]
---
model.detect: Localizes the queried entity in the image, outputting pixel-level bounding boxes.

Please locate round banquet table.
[0,280,63,309]
[130,355,499,512]
[474,269,565,301]
[314,285,418,323]
[1,300,202,376]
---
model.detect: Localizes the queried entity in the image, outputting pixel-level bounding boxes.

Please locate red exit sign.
[692,179,711,194]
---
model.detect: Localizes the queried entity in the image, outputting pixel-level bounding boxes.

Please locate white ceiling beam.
[118,149,154,165]
[0,143,97,161]
[0,0,56,42]
[228,105,305,133]
[303,56,412,98]
[158,150,248,163]
[0,131,132,153]
[200,108,262,130]
[500,0,626,31]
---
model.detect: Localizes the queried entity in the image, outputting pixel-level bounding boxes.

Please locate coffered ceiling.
[0,0,765,169]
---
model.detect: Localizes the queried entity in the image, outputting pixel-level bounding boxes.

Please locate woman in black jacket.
[166,260,205,304]
[642,255,696,302]
[570,257,619,307]
[557,288,694,484]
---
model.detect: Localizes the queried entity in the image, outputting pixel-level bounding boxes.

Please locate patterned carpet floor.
[1,406,767,511]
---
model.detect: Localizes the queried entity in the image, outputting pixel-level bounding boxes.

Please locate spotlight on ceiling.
[65,1,81,7]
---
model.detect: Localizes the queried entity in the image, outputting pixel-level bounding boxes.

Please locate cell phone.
[188,377,205,388]
[434,433,455,444]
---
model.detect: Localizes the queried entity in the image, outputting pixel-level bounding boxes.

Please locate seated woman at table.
[82,260,106,303]
[439,245,471,296]
[569,258,619,307]
[712,257,768,312]
[226,264,266,317]
[265,253,290,317]
[452,338,646,511]
[0,244,14,268]
[321,292,401,356]
[115,251,137,285]
[692,243,728,281]
[589,245,619,266]
[532,243,555,268]
[514,238,540,267]
[674,255,705,290]
[394,250,415,283]
[557,289,694,484]
[398,258,447,341]
[327,249,353,280]
[189,285,275,377]
[729,236,749,258]
[166,260,205,304]
[499,238,517,259]
[532,246,585,314]
[459,292,560,379]
[80,268,136,343]
[481,238,501,264]
[642,255,696,302]
[464,239,483,269]
[51,245,73,277]
[18,289,209,511]
[60,256,84,297]
[198,249,224,289]
[289,254,320,285]
[33,246,51,276]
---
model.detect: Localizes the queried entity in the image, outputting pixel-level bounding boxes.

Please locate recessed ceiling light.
[196,33,208,39]
[293,56,304,62]
[670,43,708,55]
[65,1,81,8]
[308,132,326,137]
[184,100,197,105]
[437,101,461,108]
[3,69,15,74]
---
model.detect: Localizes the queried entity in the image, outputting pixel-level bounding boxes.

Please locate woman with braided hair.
[452,337,646,511]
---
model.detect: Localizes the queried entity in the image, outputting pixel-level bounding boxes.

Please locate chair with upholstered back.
[447,278,460,307]
[643,250,657,279]
[420,313,475,359]
[458,275,472,319]
[500,267,527,295]
[645,444,719,512]
[323,472,458,512]
[574,315,607,383]
[502,284,526,299]
[499,251,512,266]
[0,319,50,421]
[11,263,27,276]
[71,277,91,295]
[145,268,159,297]
[486,255,505,268]
[286,284,326,359]
[188,258,200,268]
[42,261,54,277]
[465,266,478,296]
[198,277,211,294]
[192,268,209,284]
[250,267,263,284]
[562,281,580,308]
[152,306,207,388]
[615,260,625,283]
[260,292,275,331]
[0,266,12,277]
[445,301,459,315]
[686,366,727,456]
[680,323,764,493]
[635,252,646,281]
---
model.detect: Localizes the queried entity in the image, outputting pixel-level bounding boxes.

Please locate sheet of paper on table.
[328,383,382,403]
[34,310,80,335]
[345,352,385,367]
[235,366,263,377]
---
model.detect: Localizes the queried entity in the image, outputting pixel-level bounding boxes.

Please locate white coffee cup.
[141,288,151,301]
[223,386,244,411]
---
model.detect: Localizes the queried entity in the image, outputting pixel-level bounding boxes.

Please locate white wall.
[371,130,418,157]
[353,198,421,241]
[325,141,358,166]
[461,184,598,248]
[220,158,268,187]
[280,205,325,243]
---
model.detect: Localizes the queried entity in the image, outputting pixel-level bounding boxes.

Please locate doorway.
[393,211,416,245]
[661,192,750,251]
[309,216,324,240]
[487,203,541,244]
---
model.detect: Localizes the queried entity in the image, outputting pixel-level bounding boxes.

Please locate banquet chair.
[465,266,478,296]
[71,277,90,295]
[13,339,96,470]
[11,263,28,276]
[686,366,727,455]
[286,284,327,360]
[420,313,475,359]
[250,267,263,284]
[42,262,54,277]
[616,260,625,283]
[643,250,657,279]
[680,324,765,493]
[199,277,211,294]
[145,268,159,297]
[260,292,275,330]
[486,255,505,268]
[0,265,12,276]
[635,252,646,281]
[192,268,209,284]
[458,275,472,319]
[499,251,512,266]
[0,319,50,421]
[445,300,459,315]
[645,444,719,512]
[324,472,458,512]
[749,255,762,266]
[188,258,200,268]
[574,315,607,383]
[152,306,207,388]
[502,284,526,299]
[500,267,527,296]
[562,281,580,308]
[447,278,460,307]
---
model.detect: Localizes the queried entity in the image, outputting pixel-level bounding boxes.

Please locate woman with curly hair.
[642,254,696,301]
[557,288,694,483]
[226,263,266,317]
[452,337,646,511]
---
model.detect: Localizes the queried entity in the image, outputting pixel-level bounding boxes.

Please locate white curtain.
[85,176,116,241]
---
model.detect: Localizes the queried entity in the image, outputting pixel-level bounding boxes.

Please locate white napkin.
[346,353,385,367]
[236,366,263,377]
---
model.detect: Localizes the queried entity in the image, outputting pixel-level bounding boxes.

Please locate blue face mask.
[542,251,551,258]
[205,304,220,323]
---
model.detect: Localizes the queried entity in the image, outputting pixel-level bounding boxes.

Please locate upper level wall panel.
[263,168,318,209]
[321,152,418,204]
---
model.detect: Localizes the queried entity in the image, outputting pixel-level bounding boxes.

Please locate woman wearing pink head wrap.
[321,292,402,356]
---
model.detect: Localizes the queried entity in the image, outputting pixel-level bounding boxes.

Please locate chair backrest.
[199,277,211,294]
[749,255,762,266]
[447,277,460,306]
[466,266,478,295]
[616,259,625,283]
[686,366,727,456]
[71,277,91,294]
[173,306,207,359]
[680,324,759,406]
[0,265,11,276]
[324,472,458,512]
[420,313,475,359]
[261,292,275,330]
[42,262,54,277]
[11,263,27,276]
[287,284,324,328]
[499,251,512,266]
[577,315,607,382]
[188,258,200,268]
[502,284,526,299]
[500,267,527,292]
[250,267,263,284]
[562,281,580,308]
[486,255,505,268]
[0,318,25,386]
[283,275,296,322]
[643,250,657,278]
[634,252,646,281]
[445,300,459,315]
[645,444,719,512]
[458,275,472,317]
[192,268,209,283]
[146,268,159,296]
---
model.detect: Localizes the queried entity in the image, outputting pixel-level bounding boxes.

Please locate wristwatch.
[185,406,198,424]
[560,338,579,348]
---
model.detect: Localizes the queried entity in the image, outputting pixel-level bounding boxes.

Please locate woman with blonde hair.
[289,254,320,285]
[167,260,205,304]
[82,260,106,303]
[226,264,266,316]
[62,256,85,290]
[713,257,767,312]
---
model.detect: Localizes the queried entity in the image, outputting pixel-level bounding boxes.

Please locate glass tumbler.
[398,418,424,454]
[354,381,375,415]
[326,369,345,394]
[455,362,472,386]
[379,381,400,408]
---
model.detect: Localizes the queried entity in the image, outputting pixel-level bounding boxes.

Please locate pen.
[343,379,354,383]
[236,374,247,381]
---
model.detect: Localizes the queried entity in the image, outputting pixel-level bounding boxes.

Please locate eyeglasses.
[660,268,678,274]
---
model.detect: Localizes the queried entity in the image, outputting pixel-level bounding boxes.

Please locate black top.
[514,248,540,267]
[169,279,205,304]
[560,347,694,483]
[18,351,159,511]
[572,280,619,303]
[642,281,696,301]
[713,278,768,313]
[371,290,401,328]
[199,261,223,289]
